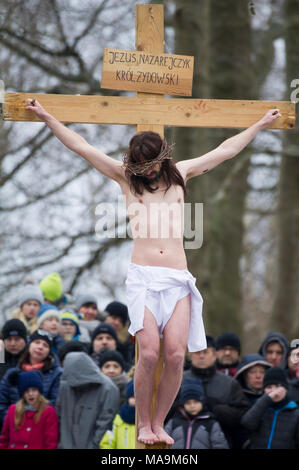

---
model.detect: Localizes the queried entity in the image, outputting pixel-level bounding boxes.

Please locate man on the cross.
[25,99,281,445]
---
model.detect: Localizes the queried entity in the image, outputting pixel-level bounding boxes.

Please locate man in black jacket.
[183,335,249,448]
[0,319,27,381]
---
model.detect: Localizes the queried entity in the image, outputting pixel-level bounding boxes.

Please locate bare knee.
[139,348,160,372]
[164,348,185,370]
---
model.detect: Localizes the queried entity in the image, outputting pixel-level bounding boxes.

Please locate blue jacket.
[51,334,66,356]
[241,393,299,449]
[0,355,62,429]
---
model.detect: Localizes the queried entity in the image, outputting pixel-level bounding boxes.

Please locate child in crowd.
[0,329,62,429]
[165,377,229,449]
[12,284,44,335]
[99,350,129,406]
[100,380,135,449]
[0,370,59,449]
[37,304,65,355]
[59,311,81,341]
[39,272,63,306]
[241,367,299,449]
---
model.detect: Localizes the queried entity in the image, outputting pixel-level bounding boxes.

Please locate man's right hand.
[266,386,286,402]
[26,99,49,121]
[258,108,282,130]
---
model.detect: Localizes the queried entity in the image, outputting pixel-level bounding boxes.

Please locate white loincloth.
[125,262,207,352]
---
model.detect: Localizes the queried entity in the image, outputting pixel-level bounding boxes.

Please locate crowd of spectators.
[0,272,298,449]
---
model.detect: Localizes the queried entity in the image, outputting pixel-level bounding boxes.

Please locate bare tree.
[0,0,138,322]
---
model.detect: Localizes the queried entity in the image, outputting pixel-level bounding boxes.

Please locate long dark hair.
[18,344,53,371]
[123,132,186,197]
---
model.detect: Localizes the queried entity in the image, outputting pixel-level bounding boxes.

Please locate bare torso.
[119,165,187,270]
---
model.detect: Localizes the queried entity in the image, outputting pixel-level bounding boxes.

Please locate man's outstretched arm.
[176,109,282,182]
[25,99,125,183]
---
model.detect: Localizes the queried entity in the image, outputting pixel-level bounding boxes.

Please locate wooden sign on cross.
[0,3,296,451]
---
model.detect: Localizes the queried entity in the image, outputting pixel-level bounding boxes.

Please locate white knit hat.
[18,285,44,307]
[37,306,60,327]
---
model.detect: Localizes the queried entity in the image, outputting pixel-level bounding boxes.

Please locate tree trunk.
[173,0,256,337]
[272,0,299,337]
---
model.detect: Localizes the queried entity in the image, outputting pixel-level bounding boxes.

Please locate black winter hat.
[99,350,125,370]
[206,335,216,349]
[2,319,27,342]
[180,377,206,405]
[263,366,289,390]
[105,301,128,326]
[29,329,53,349]
[91,323,118,343]
[58,340,88,363]
[216,332,241,353]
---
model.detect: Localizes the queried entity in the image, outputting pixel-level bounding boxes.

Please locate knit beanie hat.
[75,294,98,312]
[29,329,53,349]
[37,304,60,328]
[58,340,87,363]
[9,370,44,396]
[2,319,27,342]
[18,371,44,396]
[104,301,128,326]
[18,284,44,308]
[99,350,125,370]
[60,311,81,336]
[91,323,118,343]
[263,366,289,390]
[39,273,63,302]
[180,377,206,405]
[216,332,241,353]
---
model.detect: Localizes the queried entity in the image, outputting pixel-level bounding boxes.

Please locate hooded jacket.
[183,364,249,448]
[99,413,135,449]
[241,393,299,449]
[164,407,229,449]
[258,332,289,369]
[56,352,120,449]
[235,354,272,407]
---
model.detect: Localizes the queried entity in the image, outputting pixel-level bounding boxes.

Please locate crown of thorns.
[122,139,175,176]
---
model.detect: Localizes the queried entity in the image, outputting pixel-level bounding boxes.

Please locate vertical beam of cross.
[134,4,169,450]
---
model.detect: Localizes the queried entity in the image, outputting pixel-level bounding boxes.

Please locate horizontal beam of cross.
[3,92,295,129]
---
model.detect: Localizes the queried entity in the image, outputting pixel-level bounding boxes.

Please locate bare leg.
[151,294,191,445]
[135,306,160,445]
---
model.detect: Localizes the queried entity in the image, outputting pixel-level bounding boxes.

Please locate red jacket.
[0,404,59,449]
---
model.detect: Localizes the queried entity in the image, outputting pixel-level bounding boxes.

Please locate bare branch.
[0,127,53,186]
[72,0,111,48]
[69,236,129,292]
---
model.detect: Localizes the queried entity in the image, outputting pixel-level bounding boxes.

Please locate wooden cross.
[0,3,295,450]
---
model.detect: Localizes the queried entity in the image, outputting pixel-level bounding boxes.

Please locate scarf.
[216,359,239,377]
[24,404,38,412]
[22,362,45,371]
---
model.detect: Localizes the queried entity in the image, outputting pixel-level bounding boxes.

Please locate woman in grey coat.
[55,351,120,449]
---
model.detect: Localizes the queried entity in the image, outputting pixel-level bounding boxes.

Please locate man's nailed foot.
[152,425,174,445]
[138,426,159,445]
